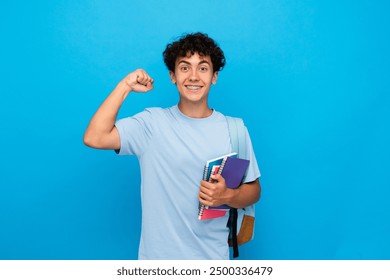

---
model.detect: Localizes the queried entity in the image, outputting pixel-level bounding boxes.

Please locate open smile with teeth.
[186,85,202,90]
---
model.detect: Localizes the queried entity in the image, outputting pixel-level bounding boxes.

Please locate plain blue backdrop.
[1,0,389,259]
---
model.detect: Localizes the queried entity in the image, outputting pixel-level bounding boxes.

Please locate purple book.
[220,156,250,189]
[210,156,250,210]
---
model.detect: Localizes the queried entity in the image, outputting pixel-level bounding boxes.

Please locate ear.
[169,71,176,84]
[212,71,219,84]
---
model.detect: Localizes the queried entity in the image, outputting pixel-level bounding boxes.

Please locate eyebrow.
[177,60,211,66]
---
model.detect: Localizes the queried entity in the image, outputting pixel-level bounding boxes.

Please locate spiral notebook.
[202,152,237,181]
[198,154,250,220]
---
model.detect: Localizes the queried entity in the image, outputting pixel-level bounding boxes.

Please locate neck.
[177,101,213,118]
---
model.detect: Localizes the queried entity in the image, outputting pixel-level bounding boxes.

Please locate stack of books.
[198,152,250,220]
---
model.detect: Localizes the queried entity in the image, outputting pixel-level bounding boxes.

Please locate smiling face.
[170,52,218,107]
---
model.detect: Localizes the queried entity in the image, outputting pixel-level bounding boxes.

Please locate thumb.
[132,81,154,93]
[210,173,223,182]
[146,81,154,90]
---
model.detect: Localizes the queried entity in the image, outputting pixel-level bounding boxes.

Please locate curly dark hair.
[163,32,226,73]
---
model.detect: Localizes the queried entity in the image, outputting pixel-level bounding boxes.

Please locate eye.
[180,66,189,72]
[199,66,208,72]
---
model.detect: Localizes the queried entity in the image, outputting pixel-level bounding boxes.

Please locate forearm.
[83,81,131,148]
[226,179,261,209]
[83,69,154,149]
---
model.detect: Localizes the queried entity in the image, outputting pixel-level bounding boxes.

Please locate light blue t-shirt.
[115,105,260,260]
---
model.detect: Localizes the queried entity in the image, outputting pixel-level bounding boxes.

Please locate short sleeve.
[114,109,155,156]
[242,126,261,183]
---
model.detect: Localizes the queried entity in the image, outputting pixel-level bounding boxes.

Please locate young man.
[84,32,261,259]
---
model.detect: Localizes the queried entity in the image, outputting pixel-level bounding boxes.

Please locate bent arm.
[83,82,130,150]
[83,69,154,149]
[199,175,261,209]
[226,179,261,209]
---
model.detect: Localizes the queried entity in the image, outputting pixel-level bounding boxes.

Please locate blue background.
[1,0,389,260]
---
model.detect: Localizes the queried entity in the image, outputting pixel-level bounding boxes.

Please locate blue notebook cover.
[203,152,237,181]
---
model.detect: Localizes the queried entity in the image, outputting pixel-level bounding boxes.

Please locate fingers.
[198,187,214,206]
[199,177,228,207]
[124,69,154,93]
[210,173,224,183]
[135,69,154,86]
[200,175,225,194]
[199,183,215,198]
[198,187,223,207]
[199,182,214,205]
[198,194,211,206]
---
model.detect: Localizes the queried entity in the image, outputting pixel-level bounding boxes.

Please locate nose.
[189,68,199,81]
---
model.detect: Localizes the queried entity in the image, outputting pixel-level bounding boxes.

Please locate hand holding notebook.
[198,154,250,220]
[209,156,250,210]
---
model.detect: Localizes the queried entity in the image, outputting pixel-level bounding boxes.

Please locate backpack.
[226,116,256,258]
